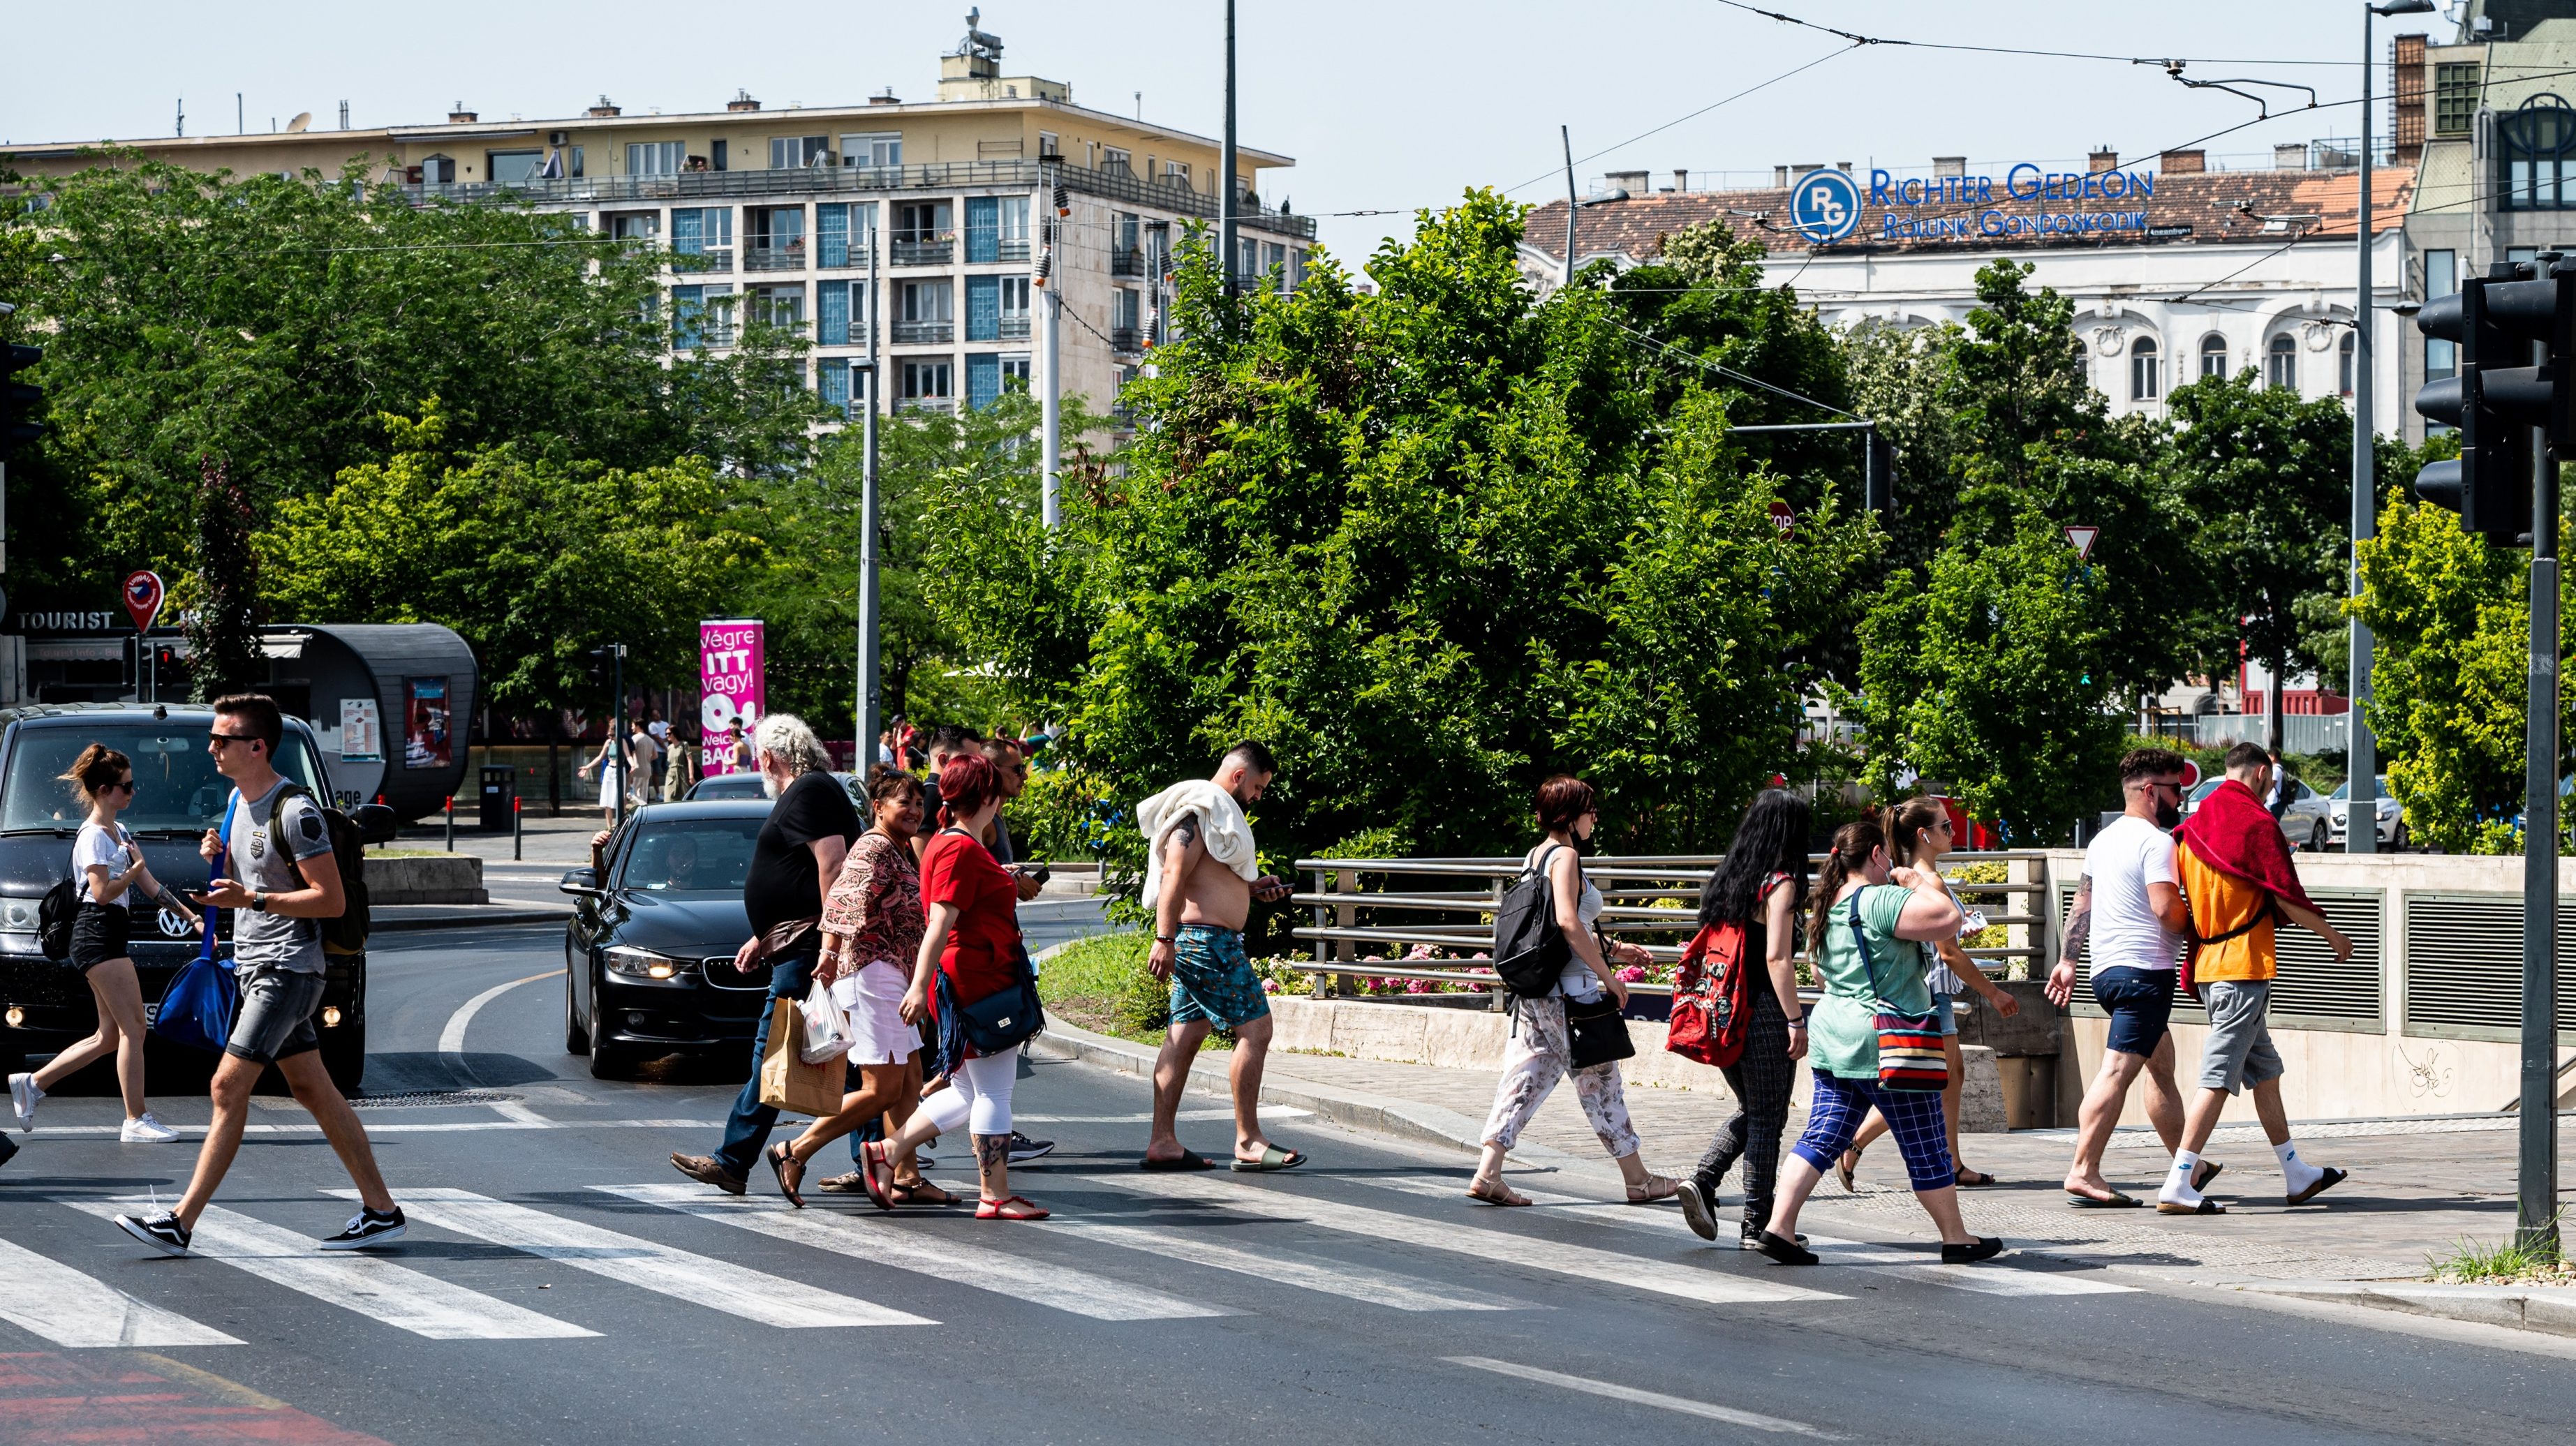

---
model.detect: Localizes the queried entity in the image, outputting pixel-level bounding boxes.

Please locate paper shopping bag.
[757,997,845,1116]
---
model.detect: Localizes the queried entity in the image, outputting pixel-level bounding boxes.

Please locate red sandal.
[974,1195,1050,1221]
[859,1141,896,1212]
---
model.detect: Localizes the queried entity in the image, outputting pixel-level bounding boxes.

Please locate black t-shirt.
[743,770,861,938]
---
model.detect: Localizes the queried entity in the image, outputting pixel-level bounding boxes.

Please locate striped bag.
[1846,893,1948,1093]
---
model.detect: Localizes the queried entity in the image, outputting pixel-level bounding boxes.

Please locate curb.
[2237,1280,2576,1338]
[372,909,571,932]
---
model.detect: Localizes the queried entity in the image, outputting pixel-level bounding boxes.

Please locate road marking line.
[1011,1106,1310,1124]
[438,970,553,1055]
[1079,1173,1842,1306]
[349,1188,932,1329]
[1358,1175,2135,1297]
[0,1236,242,1347]
[601,1184,1223,1321]
[1041,1216,1533,1312]
[25,1117,730,1139]
[1442,1355,1839,1437]
[126,1354,285,1408]
[59,1199,595,1341]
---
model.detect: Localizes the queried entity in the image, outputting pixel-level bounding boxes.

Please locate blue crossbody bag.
[153,791,238,1053]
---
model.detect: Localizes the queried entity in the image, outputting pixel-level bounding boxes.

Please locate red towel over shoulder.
[2175,777,2318,913]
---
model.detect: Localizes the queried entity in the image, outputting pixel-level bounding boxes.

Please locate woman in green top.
[1751,819,2004,1267]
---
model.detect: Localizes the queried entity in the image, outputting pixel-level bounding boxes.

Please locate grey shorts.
[225,967,326,1066]
[2198,979,2283,1095]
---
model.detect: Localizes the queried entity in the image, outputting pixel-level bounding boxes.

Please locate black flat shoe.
[1941,1236,2004,1265]
[1676,1179,1719,1242]
[1754,1230,1819,1266]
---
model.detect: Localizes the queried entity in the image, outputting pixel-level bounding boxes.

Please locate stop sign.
[1768,500,1794,537]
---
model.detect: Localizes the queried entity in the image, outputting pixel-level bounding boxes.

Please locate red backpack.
[1667,872,1783,1068]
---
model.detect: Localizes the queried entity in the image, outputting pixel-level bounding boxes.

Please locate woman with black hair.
[1678,789,1812,1246]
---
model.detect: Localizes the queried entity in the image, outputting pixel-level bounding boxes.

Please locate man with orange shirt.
[2156,742,2356,1214]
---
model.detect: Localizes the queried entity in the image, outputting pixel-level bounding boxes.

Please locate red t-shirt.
[920,828,1021,1004]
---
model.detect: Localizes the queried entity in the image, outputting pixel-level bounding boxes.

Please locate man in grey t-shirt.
[227,777,333,973]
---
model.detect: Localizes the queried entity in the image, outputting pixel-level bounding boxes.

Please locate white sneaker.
[7,1073,38,1133]
[119,1113,179,1144]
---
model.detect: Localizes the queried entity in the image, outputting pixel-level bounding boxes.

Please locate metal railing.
[815,243,873,269]
[672,248,732,273]
[998,238,1032,262]
[1291,851,2052,1000]
[892,319,954,343]
[891,237,955,266]
[1110,326,1143,352]
[998,315,1032,340]
[743,241,806,271]
[1109,247,1147,277]
[897,396,956,415]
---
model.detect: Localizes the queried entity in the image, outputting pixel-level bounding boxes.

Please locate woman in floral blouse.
[771,768,946,1207]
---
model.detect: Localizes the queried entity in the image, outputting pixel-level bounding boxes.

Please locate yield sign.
[2064,525,2100,561]
[122,570,165,633]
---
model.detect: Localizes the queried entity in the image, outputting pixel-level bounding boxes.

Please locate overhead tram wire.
[1604,316,1857,419]
[1502,44,1857,195]
[1704,0,2360,68]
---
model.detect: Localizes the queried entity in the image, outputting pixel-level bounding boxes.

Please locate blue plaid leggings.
[1789,1069,1956,1191]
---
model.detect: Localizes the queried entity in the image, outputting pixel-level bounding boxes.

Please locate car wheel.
[321,1021,366,1094]
[2392,822,2409,852]
[2310,821,2329,852]
[586,993,635,1080]
[565,971,590,1055]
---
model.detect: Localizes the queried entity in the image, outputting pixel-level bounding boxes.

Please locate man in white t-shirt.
[2043,747,2218,1208]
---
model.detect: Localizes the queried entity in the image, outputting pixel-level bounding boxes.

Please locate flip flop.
[2193,1159,2226,1192]
[1140,1149,1217,1172]
[2285,1166,2348,1206]
[1232,1147,1307,1172]
[1953,1167,1997,1188]
[1835,1149,1860,1193]
[2156,1198,2227,1215]
[2066,1189,2144,1209]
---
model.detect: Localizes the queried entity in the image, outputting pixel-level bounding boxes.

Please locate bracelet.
[1155,934,1176,945]
[1786,1018,1807,1029]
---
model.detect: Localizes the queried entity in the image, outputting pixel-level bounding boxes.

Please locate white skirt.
[829,962,918,1066]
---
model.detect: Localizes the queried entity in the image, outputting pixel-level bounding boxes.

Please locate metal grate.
[2055,884,2385,1033]
[347,1090,523,1109]
[2401,893,2576,1042]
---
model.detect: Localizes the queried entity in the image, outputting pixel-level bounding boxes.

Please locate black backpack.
[239,784,371,957]
[37,873,77,964]
[1490,844,1572,998]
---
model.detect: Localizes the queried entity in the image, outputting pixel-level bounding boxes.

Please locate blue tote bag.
[153,793,237,1054]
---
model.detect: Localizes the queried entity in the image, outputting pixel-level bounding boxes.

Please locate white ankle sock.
[2159,1149,2203,1206]
[2275,1139,2323,1194]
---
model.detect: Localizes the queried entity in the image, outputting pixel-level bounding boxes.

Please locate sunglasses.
[108,779,135,794]
[207,731,260,748]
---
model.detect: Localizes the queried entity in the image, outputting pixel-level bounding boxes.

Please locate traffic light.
[1863,428,1896,515]
[0,341,40,454]
[2413,261,2576,544]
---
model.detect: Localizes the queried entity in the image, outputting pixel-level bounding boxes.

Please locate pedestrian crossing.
[2,1163,2156,1351]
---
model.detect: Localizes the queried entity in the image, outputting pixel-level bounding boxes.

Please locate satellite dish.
[286,112,313,133]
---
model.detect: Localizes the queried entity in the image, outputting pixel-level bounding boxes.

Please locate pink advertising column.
[699,618,766,777]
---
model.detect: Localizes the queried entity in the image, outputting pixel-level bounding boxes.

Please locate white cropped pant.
[917,1047,1019,1137]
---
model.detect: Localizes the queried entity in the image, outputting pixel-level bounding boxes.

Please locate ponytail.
[1883,797,1946,872]
[60,743,131,812]
[1807,819,1886,955]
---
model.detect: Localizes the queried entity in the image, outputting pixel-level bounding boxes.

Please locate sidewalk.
[1029,1015,2576,1334]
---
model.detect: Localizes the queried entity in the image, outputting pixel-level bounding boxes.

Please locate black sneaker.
[1941,1235,2004,1265]
[1676,1177,1719,1242]
[320,1207,407,1251]
[1753,1230,1819,1267]
[114,1210,192,1257]
[1007,1132,1056,1165]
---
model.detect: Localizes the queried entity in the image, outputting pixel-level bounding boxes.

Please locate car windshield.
[1,722,328,834]
[689,773,767,800]
[2188,779,2223,804]
[2329,776,2391,802]
[619,817,766,893]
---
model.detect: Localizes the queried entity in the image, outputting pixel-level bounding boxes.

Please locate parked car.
[2327,775,2409,851]
[2185,772,2335,851]
[685,769,866,804]
[560,800,776,1079]
[0,703,394,1089]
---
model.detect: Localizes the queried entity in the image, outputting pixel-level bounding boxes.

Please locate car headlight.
[604,946,690,980]
[0,895,39,932]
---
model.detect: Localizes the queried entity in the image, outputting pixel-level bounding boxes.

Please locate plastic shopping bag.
[797,982,854,1064]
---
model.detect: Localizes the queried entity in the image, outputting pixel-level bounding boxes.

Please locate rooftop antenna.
[175,98,184,138]
[339,100,350,130]
[236,92,243,135]
[1135,91,1142,119]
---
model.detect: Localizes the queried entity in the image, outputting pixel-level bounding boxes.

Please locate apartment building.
[2,13,1312,425]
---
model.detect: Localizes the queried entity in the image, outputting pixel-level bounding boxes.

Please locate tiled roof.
[1524,165,2417,264]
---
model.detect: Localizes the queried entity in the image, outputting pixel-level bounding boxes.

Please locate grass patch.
[2427,1223,2576,1285]
[1037,930,1230,1051]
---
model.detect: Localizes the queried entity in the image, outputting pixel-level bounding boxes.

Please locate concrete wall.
[364,854,486,905]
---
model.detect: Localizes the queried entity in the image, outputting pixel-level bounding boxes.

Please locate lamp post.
[857,223,882,759]
[2353,0,2440,858]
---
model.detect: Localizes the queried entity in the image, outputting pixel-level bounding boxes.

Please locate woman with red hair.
[866,753,1049,1219]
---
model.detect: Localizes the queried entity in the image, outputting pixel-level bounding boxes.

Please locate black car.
[560,800,776,1078]
[0,703,394,1090]
[683,769,864,803]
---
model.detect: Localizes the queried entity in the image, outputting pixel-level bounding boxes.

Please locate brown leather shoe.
[815,1170,869,1193]
[670,1152,748,1195]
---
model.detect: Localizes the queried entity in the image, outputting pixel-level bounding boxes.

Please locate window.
[1113,289,1141,331]
[2434,62,2481,137]
[605,211,658,241]
[2339,330,2356,396]
[998,275,1030,338]
[896,201,952,242]
[769,135,830,169]
[965,196,1000,263]
[1102,147,1133,177]
[487,149,545,185]
[2200,333,2228,380]
[416,155,456,186]
[1000,353,1031,389]
[2499,97,2576,211]
[815,202,875,267]
[747,205,805,269]
[628,141,685,176]
[901,279,952,322]
[750,283,804,329]
[998,195,1030,248]
[570,146,584,178]
[817,280,857,345]
[2266,333,2297,390]
[967,352,1002,411]
[842,132,902,169]
[1289,248,1308,291]
[2425,247,2457,301]
[2131,336,2161,401]
[1263,242,1287,291]
[1037,131,1059,159]
[902,359,952,398]
[672,207,733,270]
[711,139,728,171]
[672,284,735,348]
[1164,160,1191,189]
[818,360,852,416]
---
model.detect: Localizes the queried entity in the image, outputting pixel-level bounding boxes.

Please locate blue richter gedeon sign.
[1785,163,2161,244]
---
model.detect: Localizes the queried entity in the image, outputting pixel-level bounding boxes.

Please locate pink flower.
[1405,978,1435,994]
[1615,964,1647,983]
[1405,943,1438,960]
[1261,979,1280,994]
[1470,952,1491,962]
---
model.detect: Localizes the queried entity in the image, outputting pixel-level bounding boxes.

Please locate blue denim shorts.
[2091,966,2177,1057]
[1932,992,1957,1038]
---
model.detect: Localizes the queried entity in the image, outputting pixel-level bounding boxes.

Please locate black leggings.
[1694,988,1794,1232]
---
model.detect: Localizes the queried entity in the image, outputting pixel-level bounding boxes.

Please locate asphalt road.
[5,923,2576,1445]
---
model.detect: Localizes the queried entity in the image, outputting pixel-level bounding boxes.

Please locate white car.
[2327,775,2407,851]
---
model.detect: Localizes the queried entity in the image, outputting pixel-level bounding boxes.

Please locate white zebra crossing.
[1351,1175,2137,1297]
[1088,1172,1845,1306]
[343,1187,931,1328]
[1041,1215,1537,1312]
[59,1199,595,1341]
[599,1184,1227,1321]
[0,1235,240,1348]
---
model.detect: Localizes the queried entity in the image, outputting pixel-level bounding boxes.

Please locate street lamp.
[2351,0,2437,858]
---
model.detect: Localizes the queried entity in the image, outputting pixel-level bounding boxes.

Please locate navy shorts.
[2091,965,2176,1057]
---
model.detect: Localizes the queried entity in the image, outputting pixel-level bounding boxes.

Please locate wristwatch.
[250,892,269,913]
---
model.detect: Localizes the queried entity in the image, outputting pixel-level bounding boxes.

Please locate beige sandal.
[1627,1173,1682,1205]
[1467,1177,1532,1207]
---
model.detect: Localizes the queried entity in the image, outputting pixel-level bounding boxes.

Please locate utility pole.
[1220,0,1238,304]
[1039,176,1063,529]
[1563,126,1580,290]
[2520,267,2562,1260]
[857,222,883,758]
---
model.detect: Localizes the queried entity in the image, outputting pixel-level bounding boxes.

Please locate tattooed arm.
[2045,874,2092,1008]
[1147,814,1204,982]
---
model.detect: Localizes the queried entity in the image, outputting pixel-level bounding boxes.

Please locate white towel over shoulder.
[1137,779,1258,913]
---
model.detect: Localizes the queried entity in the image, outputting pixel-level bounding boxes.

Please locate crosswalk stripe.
[348,1188,932,1329]
[1043,1216,1535,1312]
[598,1184,1224,1321]
[1350,1175,2136,1297]
[1443,1355,1837,1438]
[0,1236,241,1348]
[59,1200,595,1341]
[1081,1173,1843,1306]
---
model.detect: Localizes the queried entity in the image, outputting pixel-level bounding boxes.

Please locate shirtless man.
[1140,742,1301,1172]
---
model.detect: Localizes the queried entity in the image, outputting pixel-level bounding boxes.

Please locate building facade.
[2,15,1313,427]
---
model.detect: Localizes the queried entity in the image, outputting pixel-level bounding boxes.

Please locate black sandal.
[889,1179,958,1207]
[767,1142,806,1209]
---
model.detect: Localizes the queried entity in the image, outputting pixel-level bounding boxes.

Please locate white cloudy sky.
[1,1,2431,266]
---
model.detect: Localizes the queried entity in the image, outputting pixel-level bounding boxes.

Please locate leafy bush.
[1009,767,1116,863]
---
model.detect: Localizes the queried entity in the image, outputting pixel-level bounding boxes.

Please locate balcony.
[744,241,807,272]
[892,237,954,266]
[815,242,872,270]
[1109,248,1147,278]
[672,248,733,274]
[898,396,956,415]
[998,238,1031,262]
[998,315,1031,341]
[1111,327,1143,353]
[894,320,954,344]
